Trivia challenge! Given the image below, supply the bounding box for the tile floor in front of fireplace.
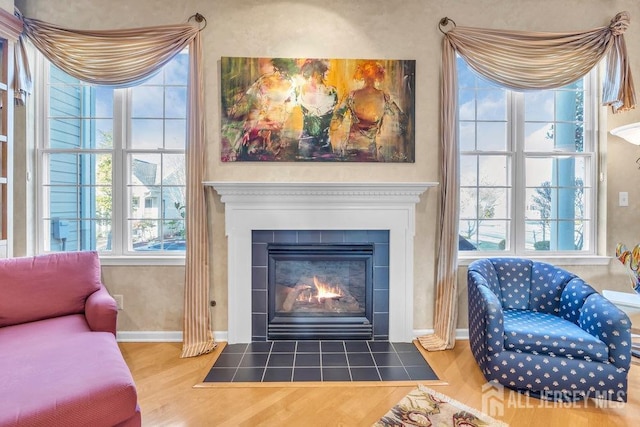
[203,341,438,383]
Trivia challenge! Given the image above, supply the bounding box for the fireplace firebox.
[251,229,390,342]
[267,243,374,340]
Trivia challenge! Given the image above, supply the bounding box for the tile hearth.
[203,341,438,383]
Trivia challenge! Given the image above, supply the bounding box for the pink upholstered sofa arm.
[85,284,118,335]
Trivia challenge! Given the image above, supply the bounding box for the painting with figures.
[220,57,415,162]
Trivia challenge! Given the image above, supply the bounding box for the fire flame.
[313,276,342,300]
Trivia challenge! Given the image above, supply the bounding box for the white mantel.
[206,181,438,343]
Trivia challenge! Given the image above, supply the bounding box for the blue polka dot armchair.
[467,258,631,402]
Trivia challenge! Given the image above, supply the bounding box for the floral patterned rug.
[374,384,508,427]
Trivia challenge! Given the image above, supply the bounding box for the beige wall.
[13,0,640,335]
[0,1,12,13]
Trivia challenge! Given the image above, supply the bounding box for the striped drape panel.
[418,38,459,351]
[19,15,215,357]
[419,11,635,352]
[180,32,215,358]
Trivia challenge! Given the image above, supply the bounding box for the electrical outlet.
[113,294,124,310]
[619,191,629,207]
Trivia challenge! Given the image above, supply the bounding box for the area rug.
[374,384,508,427]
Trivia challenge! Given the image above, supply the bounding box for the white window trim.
[99,255,186,266]
[34,52,187,265]
[458,67,603,263]
[458,254,611,266]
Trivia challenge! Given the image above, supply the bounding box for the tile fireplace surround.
[206,182,437,344]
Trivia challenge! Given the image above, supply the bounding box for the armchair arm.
[478,285,505,354]
[578,293,631,370]
[468,270,505,355]
[85,284,118,335]
[559,277,597,324]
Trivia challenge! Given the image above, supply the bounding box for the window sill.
[457,254,612,267]
[98,255,186,266]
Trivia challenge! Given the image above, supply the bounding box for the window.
[38,50,188,256]
[457,57,596,255]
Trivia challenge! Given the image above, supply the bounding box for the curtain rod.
[438,17,456,34]
[188,13,207,31]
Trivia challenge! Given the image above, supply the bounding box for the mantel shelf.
[204,181,438,205]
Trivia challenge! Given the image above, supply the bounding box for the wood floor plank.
[119,341,640,426]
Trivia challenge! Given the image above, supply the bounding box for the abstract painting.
[220,57,415,162]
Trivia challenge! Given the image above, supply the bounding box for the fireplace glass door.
[267,243,374,340]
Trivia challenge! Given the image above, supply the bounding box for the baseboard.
[116,330,469,343]
[116,331,183,342]
[412,329,469,341]
[456,329,469,340]
[214,331,228,342]
[116,330,229,343]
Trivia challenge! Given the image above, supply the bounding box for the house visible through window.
[38,50,188,255]
[457,57,596,254]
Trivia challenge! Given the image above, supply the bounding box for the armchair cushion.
[503,309,609,363]
[0,315,138,426]
[529,264,576,314]
[0,251,102,327]
[493,258,533,309]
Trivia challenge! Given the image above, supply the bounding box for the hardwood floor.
[119,340,640,426]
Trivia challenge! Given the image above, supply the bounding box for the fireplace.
[267,243,374,340]
[252,230,390,341]
[207,181,437,344]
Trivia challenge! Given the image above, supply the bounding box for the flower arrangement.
[615,243,640,294]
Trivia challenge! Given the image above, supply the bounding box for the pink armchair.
[0,251,140,427]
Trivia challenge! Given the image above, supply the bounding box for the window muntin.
[458,57,595,254]
[39,51,188,256]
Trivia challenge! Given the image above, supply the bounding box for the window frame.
[34,52,187,265]
[457,61,606,265]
